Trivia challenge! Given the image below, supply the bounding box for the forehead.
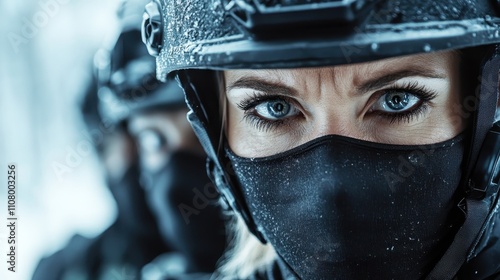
[224,51,458,85]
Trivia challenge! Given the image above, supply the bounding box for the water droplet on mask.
[423,44,432,52]
[472,32,477,38]
[371,43,379,52]
[408,154,419,164]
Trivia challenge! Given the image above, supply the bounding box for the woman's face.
[225,51,465,158]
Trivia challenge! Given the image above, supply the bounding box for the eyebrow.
[226,77,298,97]
[226,68,447,97]
[357,69,446,94]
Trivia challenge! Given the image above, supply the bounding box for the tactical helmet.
[96,27,185,126]
[143,0,500,78]
[142,1,500,278]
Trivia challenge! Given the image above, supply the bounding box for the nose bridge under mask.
[227,134,465,279]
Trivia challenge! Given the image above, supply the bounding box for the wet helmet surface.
[96,27,185,125]
[142,0,500,81]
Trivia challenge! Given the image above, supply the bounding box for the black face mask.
[107,163,159,236]
[227,134,466,280]
[141,151,227,272]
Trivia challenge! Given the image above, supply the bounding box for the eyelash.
[236,82,438,132]
[237,92,292,132]
[375,81,437,124]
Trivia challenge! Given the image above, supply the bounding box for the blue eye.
[254,99,300,120]
[374,91,421,113]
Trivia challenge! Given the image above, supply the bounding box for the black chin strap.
[426,52,500,280]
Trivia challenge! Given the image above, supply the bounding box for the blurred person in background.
[31,44,169,280]
[32,26,227,280]
[106,27,228,279]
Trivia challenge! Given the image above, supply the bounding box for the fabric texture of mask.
[141,151,227,273]
[227,134,466,280]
